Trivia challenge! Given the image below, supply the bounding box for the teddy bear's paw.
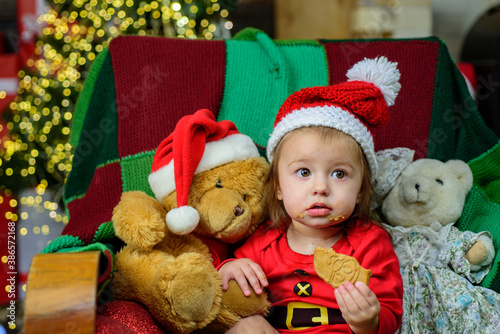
[132,217,166,250]
[222,280,270,318]
[466,241,488,265]
[153,253,222,330]
[200,280,270,333]
[113,191,166,250]
[115,215,165,251]
[466,235,495,270]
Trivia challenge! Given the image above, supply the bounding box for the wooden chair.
[23,28,500,333]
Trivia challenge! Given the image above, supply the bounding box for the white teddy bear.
[381,158,500,334]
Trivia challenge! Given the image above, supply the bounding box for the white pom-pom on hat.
[166,206,200,235]
[346,56,401,106]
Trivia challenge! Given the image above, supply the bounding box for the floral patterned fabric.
[384,222,500,333]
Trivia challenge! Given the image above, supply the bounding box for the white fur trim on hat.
[166,206,200,235]
[266,105,377,180]
[148,133,260,202]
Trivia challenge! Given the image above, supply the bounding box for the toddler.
[220,57,404,334]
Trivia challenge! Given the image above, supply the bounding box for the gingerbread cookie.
[314,247,371,288]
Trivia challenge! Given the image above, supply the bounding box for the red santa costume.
[233,220,403,333]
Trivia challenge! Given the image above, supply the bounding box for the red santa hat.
[266,56,401,181]
[148,109,260,235]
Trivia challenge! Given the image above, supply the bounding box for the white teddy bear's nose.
[401,176,438,207]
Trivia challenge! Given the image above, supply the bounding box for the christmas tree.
[0,0,236,224]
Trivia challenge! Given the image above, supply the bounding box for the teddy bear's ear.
[445,160,473,193]
[373,147,415,200]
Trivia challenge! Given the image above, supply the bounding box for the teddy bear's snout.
[401,183,420,203]
[401,176,438,206]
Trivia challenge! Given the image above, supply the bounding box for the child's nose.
[313,177,330,196]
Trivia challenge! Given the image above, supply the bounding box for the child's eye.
[296,168,311,177]
[332,170,346,179]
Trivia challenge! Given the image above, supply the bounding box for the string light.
[0,0,234,242]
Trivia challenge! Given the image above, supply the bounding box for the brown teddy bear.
[111,109,270,333]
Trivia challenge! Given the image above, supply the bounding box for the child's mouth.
[293,203,346,223]
[305,203,332,216]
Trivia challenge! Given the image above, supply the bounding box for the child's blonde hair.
[266,126,378,231]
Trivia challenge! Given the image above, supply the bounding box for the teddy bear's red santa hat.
[148,109,260,235]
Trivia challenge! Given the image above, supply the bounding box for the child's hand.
[219,259,268,296]
[334,281,380,334]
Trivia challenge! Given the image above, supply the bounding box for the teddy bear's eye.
[242,194,247,201]
[216,180,223,188]
[436,179,443,185]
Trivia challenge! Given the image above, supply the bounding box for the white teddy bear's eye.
[436,179,443,185]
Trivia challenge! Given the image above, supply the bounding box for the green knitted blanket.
[44,28,500,292]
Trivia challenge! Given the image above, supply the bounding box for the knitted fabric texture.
[217,30,329,149]
[47,30,500,294]
[322,39,435,158]
[64,50,118,203]
[456,186,500,292]
[468,141,500,204]
[63,162,123,243]
[111,36,227,158]
[70,48,110,148]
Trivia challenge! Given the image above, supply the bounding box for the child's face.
[276,129,364,229]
